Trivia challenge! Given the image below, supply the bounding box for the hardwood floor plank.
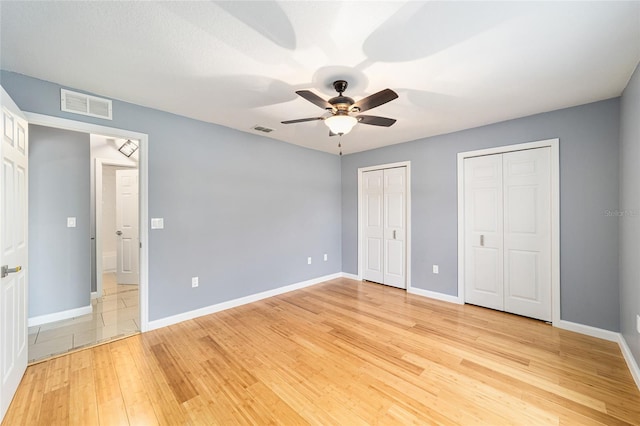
[93,343,129,425]
[39,385,70,425]
[68,350,99,425]
[2,361,48,425]
[3,278,639,425]
[110,340,159,425]
[150,342,198,404]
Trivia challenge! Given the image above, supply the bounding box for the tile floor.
[28,273,139,363]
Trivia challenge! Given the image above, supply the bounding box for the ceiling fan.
[281,80,398,138]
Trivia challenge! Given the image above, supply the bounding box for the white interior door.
[362,170,384,284]
[464,148,551,321]
[464,154,504,310]
[503,148,551,321]
[0,87,28,422]
[383,167,406,289]
[115,169,139,285]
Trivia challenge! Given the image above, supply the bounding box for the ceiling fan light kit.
[324,114,358,135]
[281,79,398,154]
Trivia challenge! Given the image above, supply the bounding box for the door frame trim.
[357,161,411,289]
[24,112,150,332]
[457,138,560,325]
[94,157,137,299]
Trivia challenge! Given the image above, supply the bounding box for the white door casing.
[463,147,552,322]
[0,87,28,422]
[116,169,139,285]
[464,154,504,311]
[360,165,407,289]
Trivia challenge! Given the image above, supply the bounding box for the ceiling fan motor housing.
[329,80,357,112]
[328,95,355,112]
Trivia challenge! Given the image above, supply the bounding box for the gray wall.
[620,63,640,366]
[28,124,91,317]
[342,99,621,332]
[1,71,342,322]
[3,69,625,332]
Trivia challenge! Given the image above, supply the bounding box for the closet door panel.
[383,167,406,288]
[363,170,384,283]
[464,155,504,310]
[503,148,551,321]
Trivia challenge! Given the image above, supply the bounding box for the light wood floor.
[3,278,640,425]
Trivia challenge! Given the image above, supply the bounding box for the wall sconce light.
[118,139,138,157]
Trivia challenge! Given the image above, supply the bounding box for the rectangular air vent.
[61,89,112,120]
[253,125,275,133]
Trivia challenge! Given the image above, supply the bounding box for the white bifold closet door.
[362,167,407,289]
[464,148,551,321]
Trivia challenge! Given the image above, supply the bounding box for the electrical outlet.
[67,217,76,228]
[324,254,328,261]
[191,277,199,288]
[637,315,640,334]
[307,257,312,265]
[433,265,439,274]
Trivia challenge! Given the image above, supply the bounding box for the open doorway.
[91,135,140,348]
[27,129,144,362]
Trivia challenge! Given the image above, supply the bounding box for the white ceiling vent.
[61,89,112,120]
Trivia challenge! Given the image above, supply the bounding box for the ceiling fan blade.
[357,115,397,127]
[281,117,324,124]
[295,90,332,110]
[353,89,398,113]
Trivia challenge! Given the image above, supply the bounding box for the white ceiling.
[1,1,639,155]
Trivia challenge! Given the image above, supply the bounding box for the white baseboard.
[618,334,640,391]
[340,272,360,280]
[147,272,343,331]
[28,304,93,327]
[407,286,463,305]
[555,320,619,342]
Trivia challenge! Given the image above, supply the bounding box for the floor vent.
[61,89,112,120]
[253,125,275,133]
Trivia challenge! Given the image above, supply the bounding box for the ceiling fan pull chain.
[338,139,342,156]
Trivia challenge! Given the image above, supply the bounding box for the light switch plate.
[151,218,164,229]
[307,257,312,265]
[192,277,199,288]
[433,265,439,274]
[637,315,640,334]
[67,217,76,228]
